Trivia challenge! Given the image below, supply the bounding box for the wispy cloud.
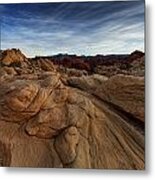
[0,1,144,57]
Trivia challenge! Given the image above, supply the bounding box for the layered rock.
[0,71,144,169]
[68,74,144,123]
[30,58,56,72]
[0,49,26,66]
[0,48,145,169]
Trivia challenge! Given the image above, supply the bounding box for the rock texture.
[0,72,144,169]
[34,50,144,76]
[67,74,144,122]
[0,49,26,66]
[0,49,145,169]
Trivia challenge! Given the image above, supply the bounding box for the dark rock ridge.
[32,50,144,74]
[0,49,145,169]
[0,48,145,77]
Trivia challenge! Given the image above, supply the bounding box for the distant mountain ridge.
[0,48,145,76]
[0,48,144,63]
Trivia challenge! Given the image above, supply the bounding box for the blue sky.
[0,1,144,57]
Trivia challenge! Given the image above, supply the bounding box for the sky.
[0,1,145,57]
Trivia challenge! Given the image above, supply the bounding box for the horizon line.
[1,48,145,59]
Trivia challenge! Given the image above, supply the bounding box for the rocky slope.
[0,49,26,66]
[0,49,145,169]
[67,74,144,123]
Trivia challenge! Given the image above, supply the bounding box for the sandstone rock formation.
[0,49,145,169]
[0,71,144,169]
[30,58,56,72]
[58,66,88,77]
[67,74,144,123]
[0,49,26,66]
[30,50,144,76]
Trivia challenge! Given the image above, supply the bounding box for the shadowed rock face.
[0,141,11,167]
[0,71,144,169]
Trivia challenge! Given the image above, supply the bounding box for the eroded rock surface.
[0,48,145,169]
[0,71,144,169]
[0,49,27,66]
[68,74,144,122]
